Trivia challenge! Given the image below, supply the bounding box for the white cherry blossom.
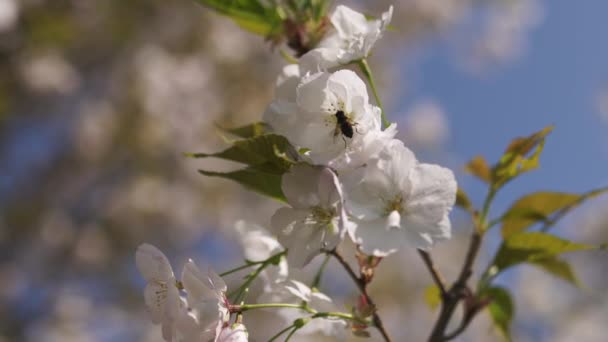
[259,280,347,337]
[300,5,393,71]
[271,164,350,268]
[135,243,182,341]
[181,260,230,342]
[265,67,385,167]
[263,64,301,138]
[234,220,288,287]
[342,139,457,256]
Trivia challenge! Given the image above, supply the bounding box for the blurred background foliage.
[0,0,607,341]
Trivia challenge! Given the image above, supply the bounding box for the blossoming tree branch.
[134,1,608,341]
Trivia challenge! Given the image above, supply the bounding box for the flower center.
[384,194,404,216]
[310,206,336,227]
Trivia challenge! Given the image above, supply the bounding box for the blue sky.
[395,0,608,215]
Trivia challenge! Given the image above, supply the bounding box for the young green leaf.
[423,284,441,311]
[529,257,581,287]
[199,168,286,202]
[482,287,514,341]
[456,187,474,214]
[216,122,267,139]
[492,232,595,271]
[492,126,554,188]
[194,0,283,36]
[500,188,608,238]
[186,134,298,174]
[502,187,608,238]
[465,155,492,184]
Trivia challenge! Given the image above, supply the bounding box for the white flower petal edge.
[217,323,249,342]
[135,244,182,340]
[181,259,229,340]
[342,140,457,256]
[234,220,288,288]
[270,165,350,268]
[300,5,394,72]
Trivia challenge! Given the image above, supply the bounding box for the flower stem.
[311,253,331,289]
[328,249,392,342]
[237,303,316,313]
[219,262,259,277]
[268,324,296,342]
[283,326,299,342]
[229,251,286,303]
[358,58,389,128]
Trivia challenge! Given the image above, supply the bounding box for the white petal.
[143,283,166,324]
[296,72,331,115]
[136,243,174,282]
[283,221,325,268]
[284,280,312,301]
[317,167,340,208]
[350,218,406,256]
[300,47,342,72]
[182,260,226,302]
[400,216,439,250]
[330,5,369,38]
[175,310,202,342]
[270,207,309,237]
[281,164,322,208]
[235,220,283,261]
[406,163,457,224]
[275,64,300,101]
[217,323,248,342]
[327,70,369,110]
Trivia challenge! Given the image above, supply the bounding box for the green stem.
[358,59,389,128]
[479,187,497,229]
[220,262,259,277]
[239,303,316,314]
[228,251,286,302]
[311,254,331,289]
[284,327,299,342]
[268,325,296,342]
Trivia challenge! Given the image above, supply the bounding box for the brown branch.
[417,249,447,297]
[428,232,482,342]
[328,249,392,342]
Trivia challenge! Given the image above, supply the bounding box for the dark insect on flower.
[334,110,355,139]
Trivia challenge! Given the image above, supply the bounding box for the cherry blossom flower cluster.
[265,5,457,259]
[136,4,457,341]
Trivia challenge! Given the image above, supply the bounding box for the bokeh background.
[1,0,607,341]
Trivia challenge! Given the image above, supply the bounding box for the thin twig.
[428,232,483,342]
[328,249,392,342]
[417,250,447,297]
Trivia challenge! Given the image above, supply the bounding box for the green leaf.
[456,187,474,214]
[194,0,282,36]
[199,168,286,202]
[217,122,267,139]
[530,257,581,287]
[465,155,492,184]
[493,232,595,271]
[501,188,608,238]
[423,284,441,311]
[186,134,298,174]
[492,126,554,188]
[483,287,514,341]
